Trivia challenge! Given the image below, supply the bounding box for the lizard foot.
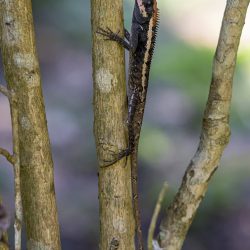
[101,148,130,168]
[96,27,120,41]
[96,27,131,51]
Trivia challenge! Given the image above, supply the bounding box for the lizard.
[97,1,159,249]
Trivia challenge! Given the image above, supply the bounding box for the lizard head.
[136,0,157,19]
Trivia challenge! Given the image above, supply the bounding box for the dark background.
[1,1,250,249]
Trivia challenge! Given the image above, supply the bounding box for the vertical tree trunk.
[0,1,61,249]
[91,0,135,249]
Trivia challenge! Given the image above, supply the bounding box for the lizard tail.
[131,148,144,250]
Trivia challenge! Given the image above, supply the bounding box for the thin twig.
[0,84,22,248]
[148,182,168,250]
[9,93,22,250]
[0,85,10,98]
[0,148,15,165]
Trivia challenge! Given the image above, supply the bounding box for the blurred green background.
[1,0,250,249]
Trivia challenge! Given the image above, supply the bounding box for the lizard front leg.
[97,27,131,51]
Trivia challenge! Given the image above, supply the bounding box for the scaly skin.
[97,1,158,249]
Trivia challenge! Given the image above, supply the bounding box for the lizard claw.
[96,27,131,51]
[101,148,130,168]
[96,27,121,41]
[96,27,114,40]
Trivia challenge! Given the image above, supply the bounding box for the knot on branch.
[109,237,119,250]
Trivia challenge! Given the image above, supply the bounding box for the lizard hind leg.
[101,148,131,168]
[96,27,131,51]
[124,28,131,42]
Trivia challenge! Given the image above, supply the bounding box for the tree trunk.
[91,0,135,249]
[0,1,61,249]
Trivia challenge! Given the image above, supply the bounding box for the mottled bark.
[0,1,61,249]
[158,1,250,249]
[91,0,135,249]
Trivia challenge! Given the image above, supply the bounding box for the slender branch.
[158,1,250,249]
[0,90,23,249]
[9,94,22,250]
[0,85,10,98]
[0,87,22,249]
[0,148,14,165]
[148,182,168,250]
[0,89,21,248]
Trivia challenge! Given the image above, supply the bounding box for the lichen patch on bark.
[20,116,31,130]
[27,239,53,250]
[2,15,21,45]
[113,216,127,233]
[13,53,37,69]
[96,68,117,93]
[181,203,199,223]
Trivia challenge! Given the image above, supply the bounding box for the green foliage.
[153,41,213,104]
[140,126,169,164]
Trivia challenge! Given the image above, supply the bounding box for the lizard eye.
[144,0,153,13]
[143,0,153,7]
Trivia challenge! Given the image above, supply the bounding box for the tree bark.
[158,1,250,249]
[0,1,61,249]
[91,0,135,249]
